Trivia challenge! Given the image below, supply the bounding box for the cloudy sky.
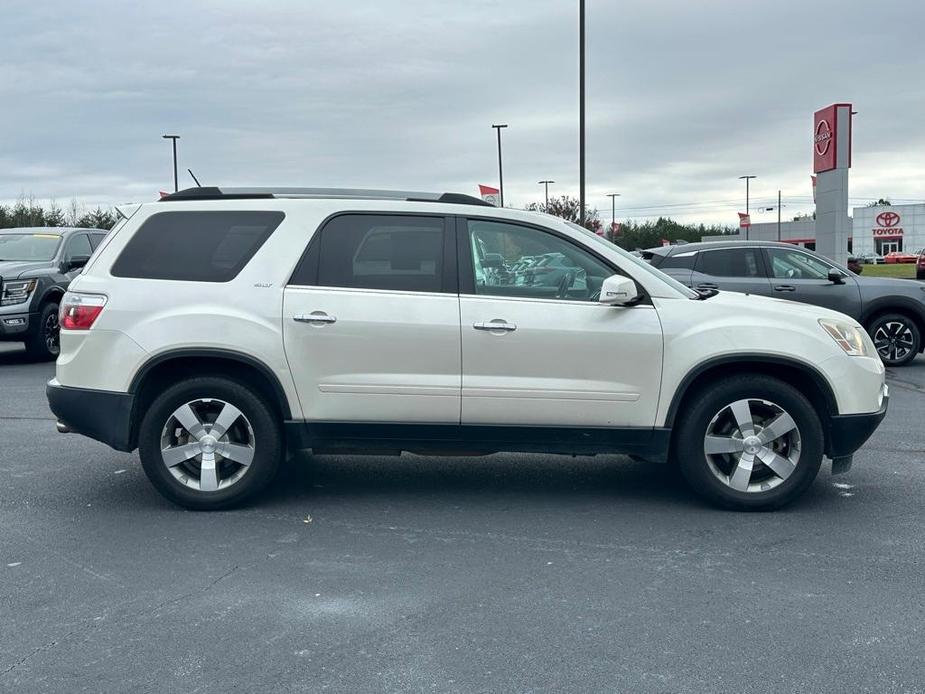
[2,0,924,225]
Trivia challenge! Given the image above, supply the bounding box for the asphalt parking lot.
[1,344,924,694]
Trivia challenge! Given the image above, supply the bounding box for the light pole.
[163,134,181,193]
[738,174,756,240]
[578,0,586,226]
[777,189,782,241]
[606,193,620,236]
[492,124,508,207]
[538,180,555,210]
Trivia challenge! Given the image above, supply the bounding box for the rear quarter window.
[110,211,284,282]
[657,252,697,270]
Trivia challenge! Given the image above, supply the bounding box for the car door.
[652,249,697,286]
[690,246,773,295]
[62,233,93,279]
[762,246,863,316]
[458,218,662,429]
[283,213,461,423]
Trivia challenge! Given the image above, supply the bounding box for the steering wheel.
[557,272,575,299]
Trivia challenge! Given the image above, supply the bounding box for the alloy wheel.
[873,321,915,363]
[160,398,255,492]
[703,398,802,493]
[44,312,60,356]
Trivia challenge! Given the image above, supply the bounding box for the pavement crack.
[143,564,241,617]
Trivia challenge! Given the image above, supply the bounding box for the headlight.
[0,279,37,306]
[819,318,876,357]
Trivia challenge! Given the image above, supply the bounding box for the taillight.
[60,292,107,330]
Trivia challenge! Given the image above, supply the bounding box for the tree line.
[0,197,119,230]
[525,195,735,250]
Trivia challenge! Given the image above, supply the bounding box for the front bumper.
[0,311,35,339]
[46,379,135,452]
[825,388,889,467]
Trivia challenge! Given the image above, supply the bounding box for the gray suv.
[0,227,108,360]
[644,240,925,367]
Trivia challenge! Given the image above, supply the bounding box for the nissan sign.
[813,105,838,173]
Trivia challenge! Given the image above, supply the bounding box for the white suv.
[47,187,889,511]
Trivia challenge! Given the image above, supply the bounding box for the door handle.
[473,320,517,332]
[696,282,718,289]
[294,312,337,324]
[773,285,796,292]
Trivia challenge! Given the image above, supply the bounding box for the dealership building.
[711,204,925,256]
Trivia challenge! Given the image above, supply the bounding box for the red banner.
[738,213,751,228]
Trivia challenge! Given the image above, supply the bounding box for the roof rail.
[159,186,493,207]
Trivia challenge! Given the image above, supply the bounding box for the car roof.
[0,227,107,234]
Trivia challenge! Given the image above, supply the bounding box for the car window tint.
[697,248,763,278]
[111,211,283,282]
[467,220,613,301]
[659,252,697,270]
[88,233,107,250]
[316,214,446,293]
[766,248,832,280]
[67,234,93,259]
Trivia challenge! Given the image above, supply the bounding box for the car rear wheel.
[867,314,920,367]
[24,302,60,361]
[675,375,824,510]
[138,376,283,510]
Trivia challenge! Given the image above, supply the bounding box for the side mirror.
[65,255,91,272]
[599,274,640,306]
[827,268,846,284]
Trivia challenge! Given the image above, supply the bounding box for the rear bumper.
[826,392,889,459]
[46,379,135,452]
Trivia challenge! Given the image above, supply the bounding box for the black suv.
[644,240,925,367]
[0,227,108,360]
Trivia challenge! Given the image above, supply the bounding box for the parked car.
[847,256,863,275]
[48,187,887,512]
[917,250,925,281]
[884,251,918,264]
[643,240,925,366]
[0,227,108,360]
[858,252,885,265]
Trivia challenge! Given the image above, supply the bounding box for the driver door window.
[466,220,613,302]
[766,248,831,280]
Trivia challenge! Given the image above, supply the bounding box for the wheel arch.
[128,349,292,448]
[665,354,839,450]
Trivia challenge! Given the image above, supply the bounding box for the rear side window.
[658,251,697,270]
[697,248,764,278]
[307,214,447,292]
[111,211,284,282]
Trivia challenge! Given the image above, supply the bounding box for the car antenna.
[188,169,202,187]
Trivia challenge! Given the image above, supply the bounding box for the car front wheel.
[675,375,824,510]
[868,314,920,367]
[138,376,283,510]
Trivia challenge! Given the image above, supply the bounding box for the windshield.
[562,221,698,298]
[0,233,62,261]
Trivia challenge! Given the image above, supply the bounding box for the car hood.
[0,260,54,280]
[855,275,925,294]
[705,289,858,324]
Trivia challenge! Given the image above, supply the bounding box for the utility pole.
[578,0,586,226]
[538,180,555,210]
[492,124,508,207]
[162,134,181,193]
[606,193,620,236]
[777,189,782,241]
[739,175,757,240]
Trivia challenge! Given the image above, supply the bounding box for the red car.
[884,251,918,264]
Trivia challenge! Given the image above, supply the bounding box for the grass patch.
[857,263,918,279]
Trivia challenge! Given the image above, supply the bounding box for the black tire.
[867,313,921,367]
[24,302,60,362]
[675,375,824,511]
[138,376,283,510]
